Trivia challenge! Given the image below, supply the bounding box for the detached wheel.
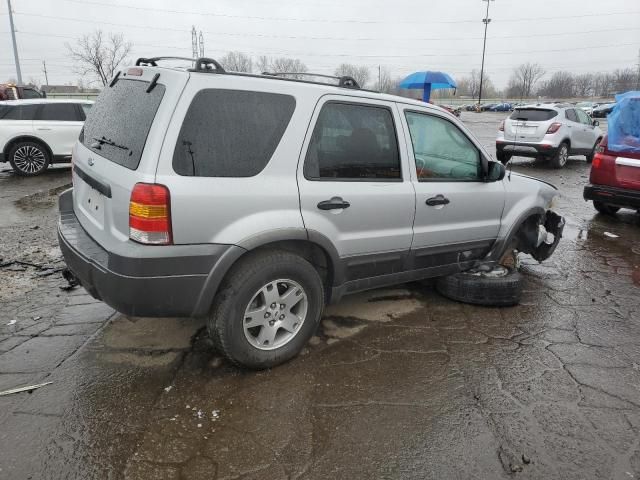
[593,201,620,215]
[550,142,569,169]
[208,250,324,369]
[9,141,50,176]
[436,266,522,307]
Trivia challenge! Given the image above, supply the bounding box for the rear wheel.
[208,250,324,369]
[9,141,50,176]
[593,201,620,216]
[585,138,601,163]
[550,142,569,169]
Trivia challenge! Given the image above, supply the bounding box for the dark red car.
[584,134,640,214]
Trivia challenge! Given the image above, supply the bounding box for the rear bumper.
[496,141,558,158]
[584,184,640,210]
[57,189,244,317]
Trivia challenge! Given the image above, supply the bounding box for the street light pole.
[477,0,494,109]
[6,0,23,84]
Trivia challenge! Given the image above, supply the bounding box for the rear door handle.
[317,197,350,210]
[36,127,52,131]
[426,195,450,206]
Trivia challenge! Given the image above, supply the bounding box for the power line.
[12,11,640,42]
[48,0,640,25]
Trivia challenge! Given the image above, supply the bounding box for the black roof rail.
[262,72,360,89]
[188,57,226,73]
[135,57,194,66]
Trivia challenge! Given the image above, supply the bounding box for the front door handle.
[317,197,351,210]
[426,195,450,206]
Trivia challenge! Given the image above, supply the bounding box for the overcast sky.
[1,0,639,88]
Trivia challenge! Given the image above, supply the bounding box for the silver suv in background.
[58,57,564,369]
[496,104,603,168]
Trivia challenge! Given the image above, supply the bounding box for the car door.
[297,96,415,283]
[399,107,505,269]
[575,108,598,151]
[33,103,84,157]
[564,109,587,150]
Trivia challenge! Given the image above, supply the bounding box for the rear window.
[81,79,165,170]
[172,89,295,177]
[0,104,39,120]
[510,109,557,122]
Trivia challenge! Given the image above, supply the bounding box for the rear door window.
[38,103,81,121]
[81,79,165,170]
[510,109,557,122]
[565,109,578,122]
[303,102,401,181]
[173,89,295,177]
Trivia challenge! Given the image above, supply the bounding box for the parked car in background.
[489,103,513,112]
[481,103,498,111]
[496,103,603,168]
[0,83,45,101]
[437,104,461,117]
[58,57,564,369]
[592,102,616,118]
[0,99,93,176]
[576,101,599,116]
[584,135,640,214]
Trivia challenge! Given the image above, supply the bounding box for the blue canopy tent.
[399,71,457,102]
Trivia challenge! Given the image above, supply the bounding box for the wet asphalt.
[1,112,639,480]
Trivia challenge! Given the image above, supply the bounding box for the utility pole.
[42,61,49,86]
[477,0,494,110]
[199,31,204,57]
[191,26,198,60]
[378,65,381,90]
[6,0,23,84]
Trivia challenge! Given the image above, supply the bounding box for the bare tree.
[508,63,545,98]
[27,77,41,88]
[257,56,307,79]
[537,71,574,98]
[375,66,393,93]
[334,64,370,88]
[612,68,637,92]
[464,69,496,99]
[220,51,253,73]
[66,30,132,86]
[573,73,594,97]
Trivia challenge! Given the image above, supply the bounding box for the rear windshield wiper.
[91,136,129,151]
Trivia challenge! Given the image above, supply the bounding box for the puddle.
[14,183,71,210]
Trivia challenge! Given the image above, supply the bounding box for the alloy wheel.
[13,145,46,174]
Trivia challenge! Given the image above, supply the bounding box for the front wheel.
[550,142,569,169]
[208,250,324,369]
[593,201,620,216]
[9,141,50,176]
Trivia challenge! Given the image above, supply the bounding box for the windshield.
[510,109,557,121]
[81,79,165,170]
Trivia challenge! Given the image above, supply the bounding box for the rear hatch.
[72,67,188,249]
[504,108,557,142]
[590,136,640,190]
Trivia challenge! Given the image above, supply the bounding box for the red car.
[584,134,640,214]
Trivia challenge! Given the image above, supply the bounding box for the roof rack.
[135,57,194,66]
[262,72,360,89]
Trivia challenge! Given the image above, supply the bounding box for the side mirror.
[592,120,599,126]
[486,161,506,182]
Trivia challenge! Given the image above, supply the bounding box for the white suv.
[496,103,603,168]
[0,99,93,176]
[58,57,565,369]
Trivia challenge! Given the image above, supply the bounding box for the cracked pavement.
[1,113,639,479]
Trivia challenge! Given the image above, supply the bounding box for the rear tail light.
[592,155,602,169]
[546,123,562,134]
[499,120,504,132]
[129,183,172,245]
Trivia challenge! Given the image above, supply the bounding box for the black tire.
[550,142,569,169]
[593,201,620,216]
[585,138,601,163]
[9,141,50,176]
[435,267,522,307]
[208,250,324,369]
[496,151,511,165]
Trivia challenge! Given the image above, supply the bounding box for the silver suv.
[58,57,564,369]
[496,103,603,168]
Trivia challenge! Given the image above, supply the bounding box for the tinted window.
[173,90,295,177]
[405,112,481,181]
[565,109,578,122]
[82,79,165,170]
[80,103,92,117]
[510,109,557,121]
[0,104,39,120]
[304,102,400,181]
[21,88,42,99]
[39,103,79,121]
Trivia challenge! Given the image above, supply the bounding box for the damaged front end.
[513,210,565,262]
